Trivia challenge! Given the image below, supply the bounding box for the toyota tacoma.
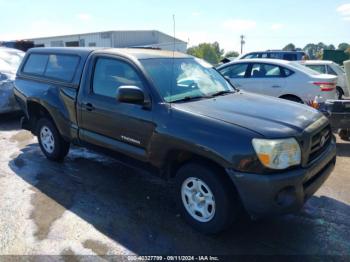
[14,48,336,234]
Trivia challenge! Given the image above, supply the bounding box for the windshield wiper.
[171,95,210,103]
[211,90,235,97]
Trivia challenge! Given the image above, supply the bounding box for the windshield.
[140,58,234,102]
[290,62,321,75]
[0,49,25,71]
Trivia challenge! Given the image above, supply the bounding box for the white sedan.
[300,60,349,99]
[0,48,24,114]
[217,59,338,104]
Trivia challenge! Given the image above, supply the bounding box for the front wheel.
[175,162,241,234]
[37,118,70,161]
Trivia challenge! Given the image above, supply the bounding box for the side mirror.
[116,86,145,105]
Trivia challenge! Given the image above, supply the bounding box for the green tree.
[212,41,224,58]
[338,43,350,51]
[346,47,350,58]
[187,42,224,64]
[282,43,296,51]
[328,44,336,50]
[225,50,239,58]
[303,42,334,59]
[303,43,318,59]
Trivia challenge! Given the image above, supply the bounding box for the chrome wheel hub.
[181,177,216,223]
[40,126,55,154]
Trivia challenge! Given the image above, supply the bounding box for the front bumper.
[226,138,336,218]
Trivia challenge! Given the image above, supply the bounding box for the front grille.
[308,125,331,163]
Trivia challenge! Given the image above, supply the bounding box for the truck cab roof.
[27,47,191,60]
[18,47,194,88]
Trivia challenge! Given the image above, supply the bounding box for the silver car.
[0,48,24,113]
[301,60,350,99]
[217,59,337,104]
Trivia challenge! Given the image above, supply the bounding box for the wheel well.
[336,86,344,94]
[164,150,242,210]
[279,94,303,103]
[27,102,54,134]
[164,150,227,180]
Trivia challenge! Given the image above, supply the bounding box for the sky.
[0,0,350,54]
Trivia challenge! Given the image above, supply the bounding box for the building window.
[50,40,64,47]
[65,41,79,47]
[100,32,111,39]
[88,42,96,47]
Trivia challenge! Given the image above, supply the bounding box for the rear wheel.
[336,87,343,100]
[37,118,70,161]
[175,162,241,234]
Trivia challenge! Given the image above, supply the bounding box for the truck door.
[78,56,155,161]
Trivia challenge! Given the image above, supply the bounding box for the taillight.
[312,82,336,91]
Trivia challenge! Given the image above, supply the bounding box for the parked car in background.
[238,50,306,61]
[0,40,35,52]
[217,59,338,104]
[300,60,349,99]
[14,48,336,234]
[0,47,24,113]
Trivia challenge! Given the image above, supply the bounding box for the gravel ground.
[0,114,349,258]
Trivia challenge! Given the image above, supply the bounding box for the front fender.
[149,107,263,172]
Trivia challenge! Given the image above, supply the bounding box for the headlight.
[252,138,301,170]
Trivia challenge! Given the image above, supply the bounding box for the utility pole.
[240,35,245,54]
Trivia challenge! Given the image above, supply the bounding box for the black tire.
[336,87,343,100]
[339,129,350,141]
[36,117,70,162]
[175,162,241,234]
[280,95,303,104]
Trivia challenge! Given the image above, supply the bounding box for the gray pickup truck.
[14,47,336,234]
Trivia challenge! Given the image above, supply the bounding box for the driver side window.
[219,63,249,79]
[93,58,143,98]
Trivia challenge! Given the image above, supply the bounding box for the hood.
[173,92,324,138]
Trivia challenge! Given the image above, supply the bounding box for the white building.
[27,30,187,53]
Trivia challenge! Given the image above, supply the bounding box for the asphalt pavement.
[0,114,349,257]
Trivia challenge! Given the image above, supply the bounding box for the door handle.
[272,85,281,88]
[84,103,95,111]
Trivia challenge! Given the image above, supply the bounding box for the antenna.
[173,14,176,53]
[170,14,176,108]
